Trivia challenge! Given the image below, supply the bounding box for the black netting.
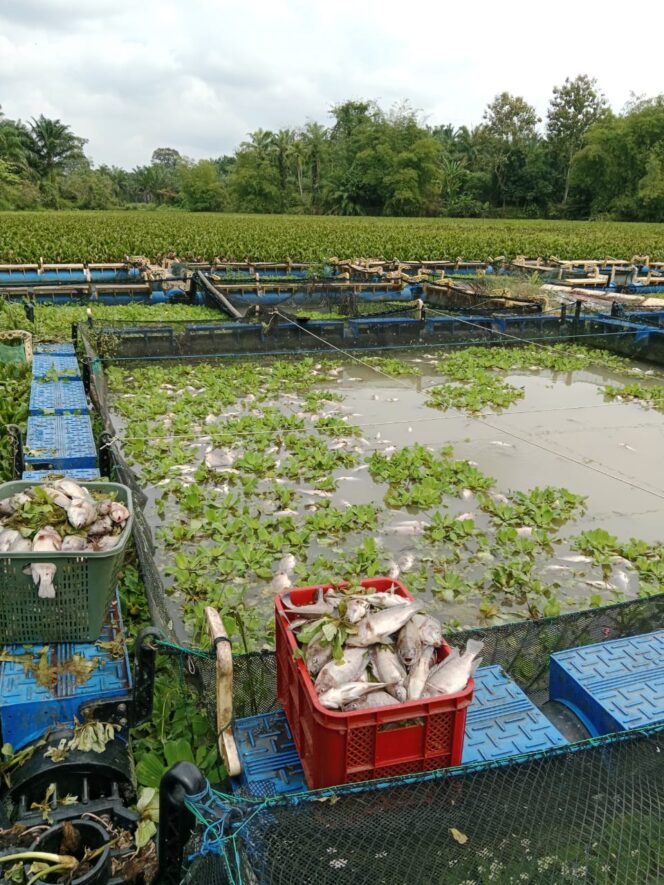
[174,594,663,885]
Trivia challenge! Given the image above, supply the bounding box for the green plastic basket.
[0,480,133,643]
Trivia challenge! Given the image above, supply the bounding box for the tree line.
[1,76,663,220]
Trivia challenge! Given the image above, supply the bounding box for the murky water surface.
[111,352,664,637]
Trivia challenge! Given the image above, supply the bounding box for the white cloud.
[0,0,660,167]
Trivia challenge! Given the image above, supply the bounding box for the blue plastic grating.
[32,353,81,380]
[463,666,568,763]
[549,630,664,736]
[24,416,97,469]
[34,343,76,356]
[21,468,102,481]
[29,379,89,415]
[0,593,131,751]
[231,711,308,797]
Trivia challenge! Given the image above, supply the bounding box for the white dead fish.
[344,690,398,710]
[305,636,333,676]
[387,560,400,580]
[516,526,533,538]
[282,587,334,617]
[492,493,510,504]
[0,498,17,516]
[460,489,474,500]
[406,645,435,700]
[543,565,572,574]
[40,486,72,509]
[9,536,32,553]
[396,617,422,667]
[205,448,236,469]
[424,639,483,697]
[61,535,88,551]
[611,569,632,594]
[277,553,296,575]
[316,648,369,693]
[88,516,113,537]
[347,602,422,647]
[456,512,475,522]
[345,598,370,624]
[337,476,361,482]
[561,555,593,564]
[53,479,90,500]
[412,613,443,647]
[397,553,415,573]
[109,502,130,525]
[319,681,390,710]
[490,440,514,448]
[0,528,21,552]
[386,520,429,535]
[274,509,298,518]
[618,443,636,452]
[372,646,407,701]
[271,571,292,593]
[24,526,61,598]
[92,534,120,551]
[67,497,98,530]
[585,580,615,591]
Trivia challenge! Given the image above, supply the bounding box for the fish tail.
[465,638,484,658]
[469,656,483,676]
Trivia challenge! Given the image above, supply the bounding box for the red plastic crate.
[275,577,474,789]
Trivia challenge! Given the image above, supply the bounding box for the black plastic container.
[29,819,110,885]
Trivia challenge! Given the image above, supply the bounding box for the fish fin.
[469,656,483,676]
[464,638,484,658]
[38,576,56,599]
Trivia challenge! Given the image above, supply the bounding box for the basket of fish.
[0,478,133,643]
[275,577,482,789]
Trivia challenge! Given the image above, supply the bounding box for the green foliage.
[0,361,31,482]
[2,212,664,263]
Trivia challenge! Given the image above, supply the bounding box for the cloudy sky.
[0,0,661,169]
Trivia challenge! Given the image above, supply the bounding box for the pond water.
[109,350,664,644]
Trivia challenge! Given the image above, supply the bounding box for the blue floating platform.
[0,594,131,751]
[32,354,81,380]
[21,468,102,481]
[549,630,664,736]
[231,711,308,797]
[463,666,568,763]
[34,343,76,356]
[24,415,97,470]
[29,379,88,415]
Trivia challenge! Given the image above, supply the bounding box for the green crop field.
[1,211,663,263]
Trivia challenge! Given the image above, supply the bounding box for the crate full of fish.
[0,478,133,643]
[275,577,482,789]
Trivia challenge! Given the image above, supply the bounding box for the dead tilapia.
[315,648,368,693]
[346,602,422,647]
[305,635,333,676]
[0,528,20,552]
[372,645,407,701]
[424,639,483,697]
[412,614,443,648]
[282,588,334,617]
[67,497,97,530]
[24,526,61,598]
[319,681,390,710]
[61,535,88,552]
[406,645,435,700]
[345,690,398,710]
[397,617,422,666]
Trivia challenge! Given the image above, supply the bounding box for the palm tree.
[26,116,86,182]
[303,122,327,211]
[0,107,30,173]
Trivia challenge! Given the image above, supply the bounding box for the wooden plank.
[205,606,241,777]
